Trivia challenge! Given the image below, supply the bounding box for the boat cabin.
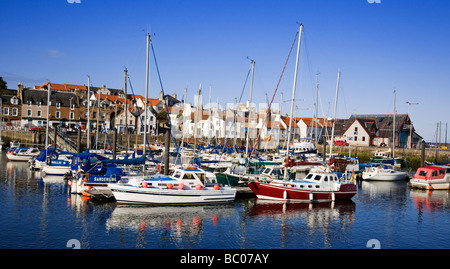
[271,171,343,191]
[414,166,450,180]
[135,168,208,190]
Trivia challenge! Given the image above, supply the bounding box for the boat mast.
[314,72,319,148]
[283,23,303,180]
[124,67,129,154]
[143,33,150,158]
[194,85,201,159]
[87,77,90,150]
[45,83,51,150]
[245,58,255,157]
[393,89,396,159]
[329,70,340,158]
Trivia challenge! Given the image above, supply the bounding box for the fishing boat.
[108,167,236,205]
[410,165,450,190]
[6,147,40,161]
[247,168,357,202]
[361,165,408,181]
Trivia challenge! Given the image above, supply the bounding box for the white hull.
[42,165,71,175]
[410,178,450,190]
[362,168,408,181]
[6,153,35,161]
[109,184,236,205]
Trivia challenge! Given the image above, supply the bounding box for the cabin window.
[440,169,445,175]
[314,175,321,181]
[315,185,320,188]
[419,170,427,177]
[308,185,312,188]
[305,174,313,180]
[432,171,438,177]
[173,171,182,179]
[324,176,328,182]
[195,173,205,183]
[446,168,450,173]
[182,173,195,180]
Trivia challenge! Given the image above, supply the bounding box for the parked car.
[334,140,349,146]
[29,126,48,132]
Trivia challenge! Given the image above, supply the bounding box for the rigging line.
[221,67,251,153]
[150,42,179,151]
[127,75,156,164]
[247,29,300,166]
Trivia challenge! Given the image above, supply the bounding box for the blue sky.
[1,0,450,141]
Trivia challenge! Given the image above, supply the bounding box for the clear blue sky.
[1,0,450,142]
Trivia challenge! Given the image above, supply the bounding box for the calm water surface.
[1,152,449,249]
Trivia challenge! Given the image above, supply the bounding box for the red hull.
[247,181,357,202]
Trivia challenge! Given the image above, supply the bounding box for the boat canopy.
[414,166,449,180]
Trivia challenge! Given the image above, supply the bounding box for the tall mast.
[284,23,303,180]
[124,68,129,153]
[393,90,396,158]
[314,72,319,148]
[194,85,201,158]
[143,33,150,157]
[245,59,255,157]
[45,83,51,150]
[329,70,340,157]
[87,76,90,150]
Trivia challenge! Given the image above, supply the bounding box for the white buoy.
[309,192,314,201]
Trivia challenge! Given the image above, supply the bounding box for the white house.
[136,107,157,135]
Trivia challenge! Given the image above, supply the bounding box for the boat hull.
[6,153,34,161]
[42,166,71,175]
[216,173,250,186]
[410,178,450,190]
[362,171,408,181]
[247,181,356,202]
[109,184,237,205]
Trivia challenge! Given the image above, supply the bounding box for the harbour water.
[1,152,449,250]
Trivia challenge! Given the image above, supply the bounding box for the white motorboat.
[410,165,450,190]
[108,167,236,205]
[362,165,408,181]
[6,147,40,161]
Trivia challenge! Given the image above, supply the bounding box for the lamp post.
[406,101,419,149]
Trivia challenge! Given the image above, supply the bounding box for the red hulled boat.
[247,168,357,202]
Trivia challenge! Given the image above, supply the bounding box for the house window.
[56,103,61,109]
[70,112,74,120]
[362,136,366,142]
[11,97,18,105]
[71,103,75,110]
[12,108,18,116]
[37,102,41,108]
[37,111,42,117]
[355,127,358,132]
[56,111,60,118]
[27,101,32,107]
[27,109,32,116]
[354,136,358,141]
[3,107,9,116]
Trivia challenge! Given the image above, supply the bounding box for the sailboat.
[362,91,408,181]
[247,25,356,202]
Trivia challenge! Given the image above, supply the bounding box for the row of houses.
[1,82,422,149]
[1,82,176,135]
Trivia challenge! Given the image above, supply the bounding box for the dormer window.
[11,97,18,105]
[56,103,61,109]
[37,102,41,108]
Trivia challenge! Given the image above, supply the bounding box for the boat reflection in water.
[410,188,450,214]
[105,204,237,248]
[246,199,356,248]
